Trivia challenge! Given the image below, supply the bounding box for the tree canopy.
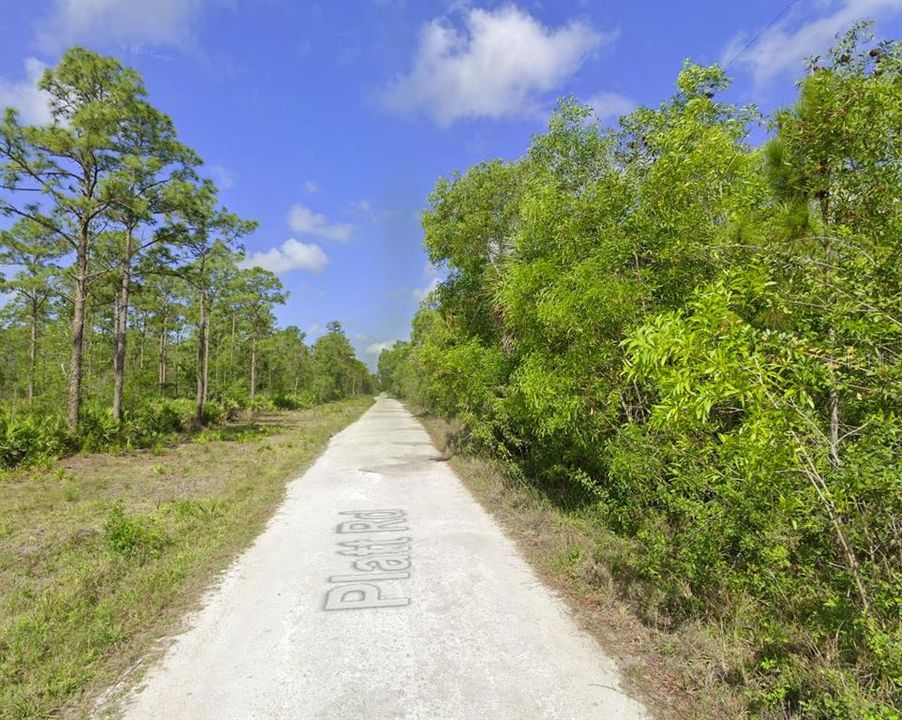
[0,48,373,464]
[381,25,901,719]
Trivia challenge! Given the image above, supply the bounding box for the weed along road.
[117,396,649,720]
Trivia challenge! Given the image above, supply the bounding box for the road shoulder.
[0,397,374,719]
[415,410,743,720]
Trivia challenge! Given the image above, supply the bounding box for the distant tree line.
[380,26,900,719]
[0,48,372,467]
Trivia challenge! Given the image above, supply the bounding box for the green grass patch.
[0,397,373,719]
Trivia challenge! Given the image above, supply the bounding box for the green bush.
[77,405,120,452]
[386,29,902,718]
[0,396,247,470]
[0,413,42,467]
[249,395,276,412]
[121,399,186,446]
[0,412,75,468]
[104,503,168,559]
[200,400,225,425]
[207,389,244,420]
[272,392,315,410]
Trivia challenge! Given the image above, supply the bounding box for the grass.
[417,411,753,720]
[0,396,373,720]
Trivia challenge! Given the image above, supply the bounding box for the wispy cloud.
[586,91,635,123]
[304,180,318,194]
[365,340,398,356]
[209,164,237,191]
[0,58,52,125]
[241,238,328,274]
[722,0,902,87]
[288,203,353,242]
[412,278,439,301]
[412,262,441,301]
[380,5,613,126]
[350,199,378,222]
[36,0,208,53]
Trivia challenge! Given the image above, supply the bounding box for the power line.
[724,0,799,69]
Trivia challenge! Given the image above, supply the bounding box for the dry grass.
[0,397,373,720]
[417,412,752,720]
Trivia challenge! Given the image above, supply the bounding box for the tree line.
[0,48,372,467]
[380,26,900,719]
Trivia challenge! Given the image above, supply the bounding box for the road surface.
[116,396,650,720]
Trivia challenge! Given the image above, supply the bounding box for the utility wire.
[724,0,799,69]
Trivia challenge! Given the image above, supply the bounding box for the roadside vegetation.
[0,47,378,719]
[0,48,374,470]
[0,396,373,719]
[380,25,901,719]
[419,413,739,718]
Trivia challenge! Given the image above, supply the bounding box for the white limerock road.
[116,396,650,720]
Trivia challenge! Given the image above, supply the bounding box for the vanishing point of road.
[116,396,650,720]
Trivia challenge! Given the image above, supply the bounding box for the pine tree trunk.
[67,225,89,429]
[215,330,221,388]
[112,227,133,422]
[203,313,210,403]
[194,291,207,427]
[27,296,37,405]
[138,312,147,371]
[158,312,168,393]
[249,335,257,407]
[230,313,236,383]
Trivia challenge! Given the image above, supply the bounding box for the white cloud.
[350,199,378,222]
[586,91,635,123]
[722,0,902,87]
[380,5,611,126]
[0,58,52,125]
[241,238,328,274]
[304,180,318,194]
[412,262,442,300]
[412,277,440,301]
[365,340,398,356]
[209,165,237,190]
[36,0,206,53]
[288,203,354,242]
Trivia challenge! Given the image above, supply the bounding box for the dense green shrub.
[104,503,168,559]
[0,398,226,469]
[125,399,186,440]
[0,378,369,469]
[248,395,276,412]
[272,392,316,410]
[77,405,125,452]
[0,412,74,468]
[382,27,901,718]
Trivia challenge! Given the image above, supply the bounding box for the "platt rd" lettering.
[323,509,411,611]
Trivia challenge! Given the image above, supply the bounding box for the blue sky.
[1,0,900,367]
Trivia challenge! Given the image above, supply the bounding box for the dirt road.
[117,396,649,719]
